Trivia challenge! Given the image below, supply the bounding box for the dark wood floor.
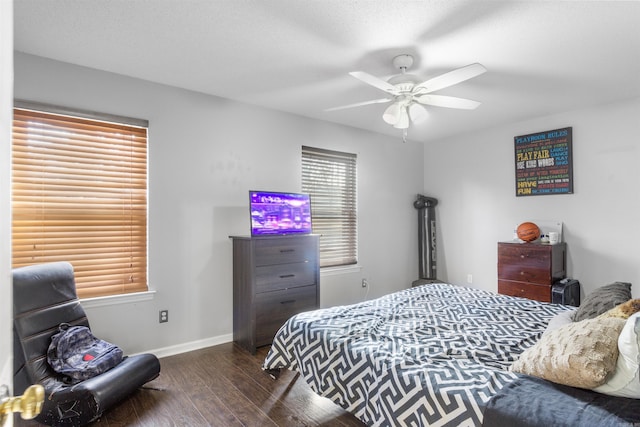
[16,342,365,426]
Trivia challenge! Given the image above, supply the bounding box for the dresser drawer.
[497,263,551,284]
[254,237,316,266]
[498,280,551,302]
[255,261,316,293]
[255,285,318,346]
[498,245,551,268]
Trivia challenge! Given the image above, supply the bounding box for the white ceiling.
[13,0,640,143]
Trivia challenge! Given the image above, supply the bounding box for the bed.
[262,282,640,427]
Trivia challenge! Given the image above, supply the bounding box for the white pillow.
[594,312,640,398]
[543,309,576,335]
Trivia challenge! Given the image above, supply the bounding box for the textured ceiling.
[13,0,640,143]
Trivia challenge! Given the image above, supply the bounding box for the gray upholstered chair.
[13,261,161,426]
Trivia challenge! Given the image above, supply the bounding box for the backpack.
[47,323,124,384]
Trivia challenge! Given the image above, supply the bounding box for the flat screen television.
[249,190,313,236]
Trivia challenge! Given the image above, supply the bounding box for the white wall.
[425,97,640,299]
[13,53,424,355]
[1,0,13,389]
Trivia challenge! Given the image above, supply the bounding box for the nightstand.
[497,241,566,302]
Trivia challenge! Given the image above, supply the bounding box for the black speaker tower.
[412,194,440,286]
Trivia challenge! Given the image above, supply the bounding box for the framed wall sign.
[514,127,573,196]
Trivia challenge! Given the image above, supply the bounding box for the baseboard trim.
[139,333,234,359]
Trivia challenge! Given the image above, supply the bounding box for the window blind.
[12,107,148,299]
[302,146,357,267]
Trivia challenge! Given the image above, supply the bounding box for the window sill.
[320,264,362,277]
[80,290,156,309]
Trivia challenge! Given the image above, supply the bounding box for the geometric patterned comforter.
[263,283,572,427]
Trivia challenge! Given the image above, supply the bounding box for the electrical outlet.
[362,278,368,288]
[159,309,169,323]
[467,274,473,284]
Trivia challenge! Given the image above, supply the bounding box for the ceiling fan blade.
[349,71,400,94]
[415,94,481,110]
[414,63,487,93]
[324,98,391,112]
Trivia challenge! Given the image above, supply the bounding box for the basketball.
[517,222,540,242]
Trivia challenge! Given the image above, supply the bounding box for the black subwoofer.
[552,279,581,307]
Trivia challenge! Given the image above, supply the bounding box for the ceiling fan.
[326,54,487,138]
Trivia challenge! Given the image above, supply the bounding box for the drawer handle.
[280,249,295,253]
[520,254,526,259]
[279,274,295,279]
[280,300,296,304]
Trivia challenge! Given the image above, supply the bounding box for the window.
[12,103,148,299]
[301,146,357,267]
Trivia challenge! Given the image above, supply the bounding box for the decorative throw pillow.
[598,299,640,320]
[510,316,626,388]
[593,312,640,398]
[570,282,632,322]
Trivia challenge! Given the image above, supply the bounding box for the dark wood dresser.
[230,234,319,354]
[497,241,566,302]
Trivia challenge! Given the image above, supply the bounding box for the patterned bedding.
[262,283,571,427]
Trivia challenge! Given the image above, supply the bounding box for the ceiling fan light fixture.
[393,106,410,129]
[383,102,401,125]
[408,103,428,124]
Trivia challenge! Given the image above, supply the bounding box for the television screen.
[249,191,313,236]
